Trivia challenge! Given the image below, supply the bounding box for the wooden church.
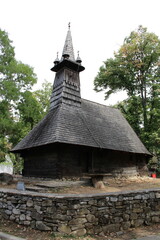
[12,26,151,178]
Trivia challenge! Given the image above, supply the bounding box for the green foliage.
[0,29,52,172]
[34,80,52,114]
[116,96,142,135]
[95,26,160,157]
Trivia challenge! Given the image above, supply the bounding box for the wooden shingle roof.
[12,99,150,155]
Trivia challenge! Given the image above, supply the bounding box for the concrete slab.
[0,232,26,240]
[133,236,160,240]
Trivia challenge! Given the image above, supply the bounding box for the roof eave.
[11,140,152,157]
[51,59,85,73]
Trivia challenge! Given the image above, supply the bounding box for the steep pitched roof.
[12,99,150,155]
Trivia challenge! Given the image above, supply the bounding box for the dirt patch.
[0,176,160,194]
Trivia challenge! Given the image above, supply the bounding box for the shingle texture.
[62,29,75,61]
[12,99,150,155]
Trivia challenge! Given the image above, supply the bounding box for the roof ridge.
[82,98,118,110]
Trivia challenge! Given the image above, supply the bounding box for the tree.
[15,80,52,144]
[34,80,52,115]
[94,26,160,156]
[0,29,53,173]
[0,29,37,164]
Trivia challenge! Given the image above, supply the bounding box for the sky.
[0,0,160,105]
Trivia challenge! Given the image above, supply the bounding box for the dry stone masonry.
[1,188,160,236]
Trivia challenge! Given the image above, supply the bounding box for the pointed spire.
[62,23,75,61]
[51,24,85,73]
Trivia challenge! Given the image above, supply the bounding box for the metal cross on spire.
[68,22,71,30]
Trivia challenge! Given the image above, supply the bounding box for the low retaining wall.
[1,188,160,236]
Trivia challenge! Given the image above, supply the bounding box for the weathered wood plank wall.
[22,143,148,178]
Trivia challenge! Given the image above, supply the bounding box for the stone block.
[42,199,52,207]
[156,193,160,198]
[87,228,94,235]
[20,214,26,221]
[26,215,32,221]
[130,213,138,220]
[56,214,71,221]
[71,204,80,209]
[106,197,110,201]
[30,220,36,229]
[36,221,51,231]
[31,211,43,221]
[123,214,130,221]
[97,200,106,206]
[72,228,86,237]
[134,219,144,227]
[77,208,89,215]
[88,200,97,205]
[69,217,87,225]
[132,208,143,213]
[134,195,142,200]
[152,216,160,223]
[24,221,30,226]
[5,210,12,215]
[10,215,16,220]
[67,209,77,216]
[122,221,131,230]
[94,226,102,234]
[46,206,56,213]
[26,200,33,207]
[114,217,123,223]
[85,223,93,229]
[110,197,118,202]
[142,194,150,200]
[150,211,160,216]
[102,223,120,233]
[20,204,26,210]
[0,173,13,184]
[58,224,71,234]
[71,224,84,231]
[86,214,96,222]
[155,205,160,211]
[12,208,20,215]
[34,205,41,212]
[97,207,109,211]
[80,201,87,205]
[149,192,155,198]
[116,201,123,206]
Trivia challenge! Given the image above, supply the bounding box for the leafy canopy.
[94,26,160,156]
[0,29,52,171]
[94,26,160,98]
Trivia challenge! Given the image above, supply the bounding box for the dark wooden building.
[12,26,151,178]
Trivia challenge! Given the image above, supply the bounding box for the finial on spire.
[54,52,60,65]
[76,51,82,64]
[68,22,71,30]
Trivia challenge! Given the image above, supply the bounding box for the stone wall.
[1,188,160,236]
